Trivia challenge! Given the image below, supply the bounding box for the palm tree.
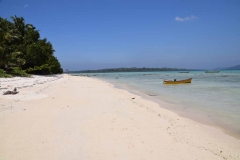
[0,16,63,75]
[0,17,25,69]
[10,16,26,44]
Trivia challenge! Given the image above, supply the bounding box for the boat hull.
[163,78,192,84]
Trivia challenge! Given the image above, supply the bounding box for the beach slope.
[0,75,239,160]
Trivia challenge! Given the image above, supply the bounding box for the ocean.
[73,70,240,139]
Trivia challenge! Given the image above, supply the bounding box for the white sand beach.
[0,74,240,160]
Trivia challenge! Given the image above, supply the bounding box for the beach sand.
[0,74,239,160]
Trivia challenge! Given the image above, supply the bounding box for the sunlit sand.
[0,74,239,160]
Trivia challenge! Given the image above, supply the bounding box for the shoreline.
[1,74,240,159]
[95,77,240,140]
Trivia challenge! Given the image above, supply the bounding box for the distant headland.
[226,65,240,70]
[68,67,191,73]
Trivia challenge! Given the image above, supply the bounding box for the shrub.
[10,67,30,77]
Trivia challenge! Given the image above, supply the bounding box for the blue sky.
[0,0,240,70]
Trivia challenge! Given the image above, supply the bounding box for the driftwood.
[3,88,19,95]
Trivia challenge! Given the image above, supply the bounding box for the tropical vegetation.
[0,16,63,77]
[71,67,189,73]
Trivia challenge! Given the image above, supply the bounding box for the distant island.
[69,67,190,73]
[225,65,240,70]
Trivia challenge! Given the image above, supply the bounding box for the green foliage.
[0,15,62,76]
[26,64,51,75]
[47,56,63,74]
[26,57,63,74]
[10,67,30,77]
[0,69,12,77]
[0,68,29,77]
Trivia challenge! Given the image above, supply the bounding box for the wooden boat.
[205,70,220,73]
[163,78,192,84]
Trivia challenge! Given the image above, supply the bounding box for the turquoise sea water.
[73,70,240,139]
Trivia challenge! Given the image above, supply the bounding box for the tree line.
[71,67,189,73]
[0,16,63,76]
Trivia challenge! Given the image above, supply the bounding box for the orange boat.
[163,78,192,84]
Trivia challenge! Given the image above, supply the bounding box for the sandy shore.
[0,74,240,160]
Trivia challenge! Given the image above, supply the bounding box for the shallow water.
[73,70,240,139]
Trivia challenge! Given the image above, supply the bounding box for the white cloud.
[13,5,29,9]
[175,15,197,22]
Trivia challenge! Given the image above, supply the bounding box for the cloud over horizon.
[175,15,197,22]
